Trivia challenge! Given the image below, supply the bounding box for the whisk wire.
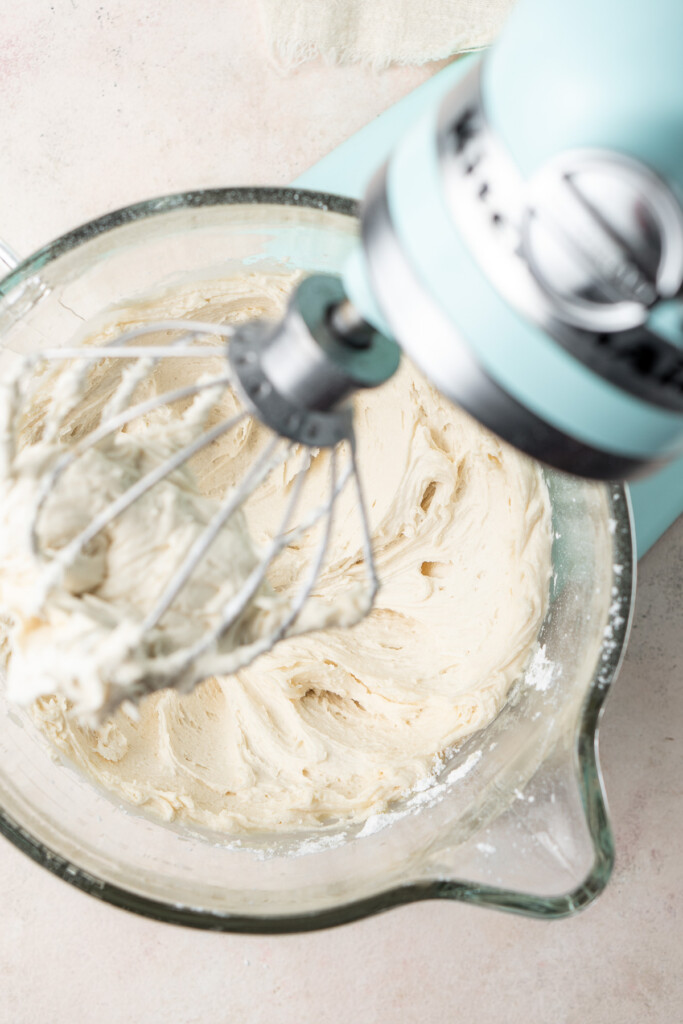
[36,346,233,360]
[179,446,341,668]
[275,446,339,641]
[38,323,222,444]
[35,409,249,601]
[30,375,234,556]
[101,329,202,421]
[141,434,287,633]
[350,437,379,607]
[182,445,313,653]
[36,319,237,365]
[8,306,384,703]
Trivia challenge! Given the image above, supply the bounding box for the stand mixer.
[6,0,681,710]
[4,0,680,927]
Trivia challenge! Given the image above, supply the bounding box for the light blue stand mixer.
[0,0,681,929]
[289,0,683,555]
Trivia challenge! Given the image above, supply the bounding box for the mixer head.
[0,279,398,717]
[345,58,683,479]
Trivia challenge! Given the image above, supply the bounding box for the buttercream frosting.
[0,272,553,831]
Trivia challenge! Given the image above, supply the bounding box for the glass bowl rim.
[0,186,635,932]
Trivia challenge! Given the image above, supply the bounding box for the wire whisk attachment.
[0,274,399,718]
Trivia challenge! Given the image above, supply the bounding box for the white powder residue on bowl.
[525,643,556,693]
[356,750,484,839]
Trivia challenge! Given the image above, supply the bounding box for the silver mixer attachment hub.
[229,274,400,447]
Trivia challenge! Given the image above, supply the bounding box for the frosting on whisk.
[0,272,371,719]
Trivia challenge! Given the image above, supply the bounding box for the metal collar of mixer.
[229,273,400,447]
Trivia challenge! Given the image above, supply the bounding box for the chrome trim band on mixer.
[435,62,683,415]
[360,162,647,479]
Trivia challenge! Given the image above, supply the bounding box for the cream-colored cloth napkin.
[259,0,514,70]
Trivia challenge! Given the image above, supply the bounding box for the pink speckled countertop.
[0,2,681,1022]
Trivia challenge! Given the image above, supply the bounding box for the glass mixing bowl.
[0,189,634,931]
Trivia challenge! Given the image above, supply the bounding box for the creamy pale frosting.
[0,272,553,832]
[0,274,368,718]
